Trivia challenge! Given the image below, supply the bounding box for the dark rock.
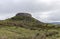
[16,13,32,17]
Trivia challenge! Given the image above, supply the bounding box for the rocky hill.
[0,13,59,39]
[16,13,32,17]
[0,13,44,30]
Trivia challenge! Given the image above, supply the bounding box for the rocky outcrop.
[16,13,32,17]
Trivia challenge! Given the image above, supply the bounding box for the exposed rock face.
[16,13,32,17]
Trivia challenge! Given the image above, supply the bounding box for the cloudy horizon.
[0,0,60,23]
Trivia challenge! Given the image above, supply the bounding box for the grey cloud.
[0,0,60,22]
[0,0,54,13]
[47,11,60,21]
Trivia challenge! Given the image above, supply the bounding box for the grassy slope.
[0,16,44,39]
[0,25,59,39]
[0,26,39,39]
[0,14,60,39]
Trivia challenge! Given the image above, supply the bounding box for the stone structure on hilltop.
[16,13,32,17]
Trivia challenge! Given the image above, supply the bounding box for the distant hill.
[50,22,60,24]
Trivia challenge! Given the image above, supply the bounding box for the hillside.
[0,13,44,30]
[0,13,59,39]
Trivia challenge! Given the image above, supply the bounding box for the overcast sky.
[0,0,60,23]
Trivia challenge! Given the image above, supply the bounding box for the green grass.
[0,13,60,39]
[0,26,39,39]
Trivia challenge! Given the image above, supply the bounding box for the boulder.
[16,13,32,17]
